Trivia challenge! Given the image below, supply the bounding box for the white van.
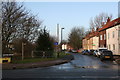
[95,48,108,57]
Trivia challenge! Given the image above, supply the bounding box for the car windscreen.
[99,49,107,51]
[103,51,113,54]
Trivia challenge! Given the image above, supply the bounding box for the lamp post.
[22,42,26,60]
[61,28,64,51]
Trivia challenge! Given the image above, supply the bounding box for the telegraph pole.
[22,42,26,60]
[61,28,64,51]
[57,24,59,43]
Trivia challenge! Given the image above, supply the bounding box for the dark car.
[100,50,113,61]
[81,50,89,55]
[81,50,85,55]
[88,49,95,55]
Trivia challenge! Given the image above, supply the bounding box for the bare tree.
[89,13,112,31]
[68,27,85,50]
[2,1,42,53]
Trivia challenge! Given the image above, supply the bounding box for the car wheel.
[111,58,114,61]
[100,57,104,61]
[97,55,100,58]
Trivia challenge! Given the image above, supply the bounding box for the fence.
[33,51,54,58]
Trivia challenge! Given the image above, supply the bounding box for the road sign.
[54,42,58,45]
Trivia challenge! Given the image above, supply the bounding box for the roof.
[98,17,120,31]
[84,30,98,39]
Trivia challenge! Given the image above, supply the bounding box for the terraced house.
[106,17,120,55]
[98,18,111,48]
[82,29,99,50]
[82,17,120,56]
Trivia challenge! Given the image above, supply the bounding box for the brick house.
[92,31,99,50]
[82,38,88,50]
[98,18,111,48]
[82,29,99,50]
[106,17,120,55]
[82,17,120,56]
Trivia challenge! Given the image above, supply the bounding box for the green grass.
[12,52,71,64]
[12,58,57,64]
[54,52,71,58]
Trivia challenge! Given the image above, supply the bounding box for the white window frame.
[109,44,110,50]
[119,30,120,37]
[100,35,102,40]
[113,44,115,50]
[104,34,106,40]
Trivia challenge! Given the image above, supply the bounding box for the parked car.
[100,50,113,61]
[81,50,89,55]
[71,50,78,53]
[81,50,85,55]
[96,48,108,57]
[88,49,95,55]
[93,50,98,57]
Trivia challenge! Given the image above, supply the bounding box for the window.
[119,30,120,37]
[113,31,114,38]
[104,34,106,40]
[100,35,102,40]
[108,33,109,39]
[109,44,111,50]
[119,44,120,49]
[113,44,115,50]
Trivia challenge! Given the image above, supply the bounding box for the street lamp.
[61,28,65,51]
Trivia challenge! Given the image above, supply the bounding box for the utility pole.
[22,42,26,60]
[61,28,64,51]
[57,24,59,43]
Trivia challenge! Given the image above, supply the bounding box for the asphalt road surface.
[2,53,120,80]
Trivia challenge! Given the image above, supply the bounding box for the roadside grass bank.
[2,52,74,70]
[11,52,71,64]
[12,58,57,64]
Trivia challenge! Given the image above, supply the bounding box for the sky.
[23,2,118,41]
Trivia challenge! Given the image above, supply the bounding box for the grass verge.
[12,52,71,64]
[12,58,57,64]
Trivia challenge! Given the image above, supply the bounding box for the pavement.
[113,55,120,64]
[2,55,74,70]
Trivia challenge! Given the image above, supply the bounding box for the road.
[2,53,120,80]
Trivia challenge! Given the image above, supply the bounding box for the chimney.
[96,27,99,31]
[107,17,110,23]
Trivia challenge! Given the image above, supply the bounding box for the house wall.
[119,25,120,55]
[87,39,90,50]
[106,24,120,55]
[82,39,85,50]
[92,36,99,50]
[99,30,106,48]
[83,38,88,50]
[89,38,93,49]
